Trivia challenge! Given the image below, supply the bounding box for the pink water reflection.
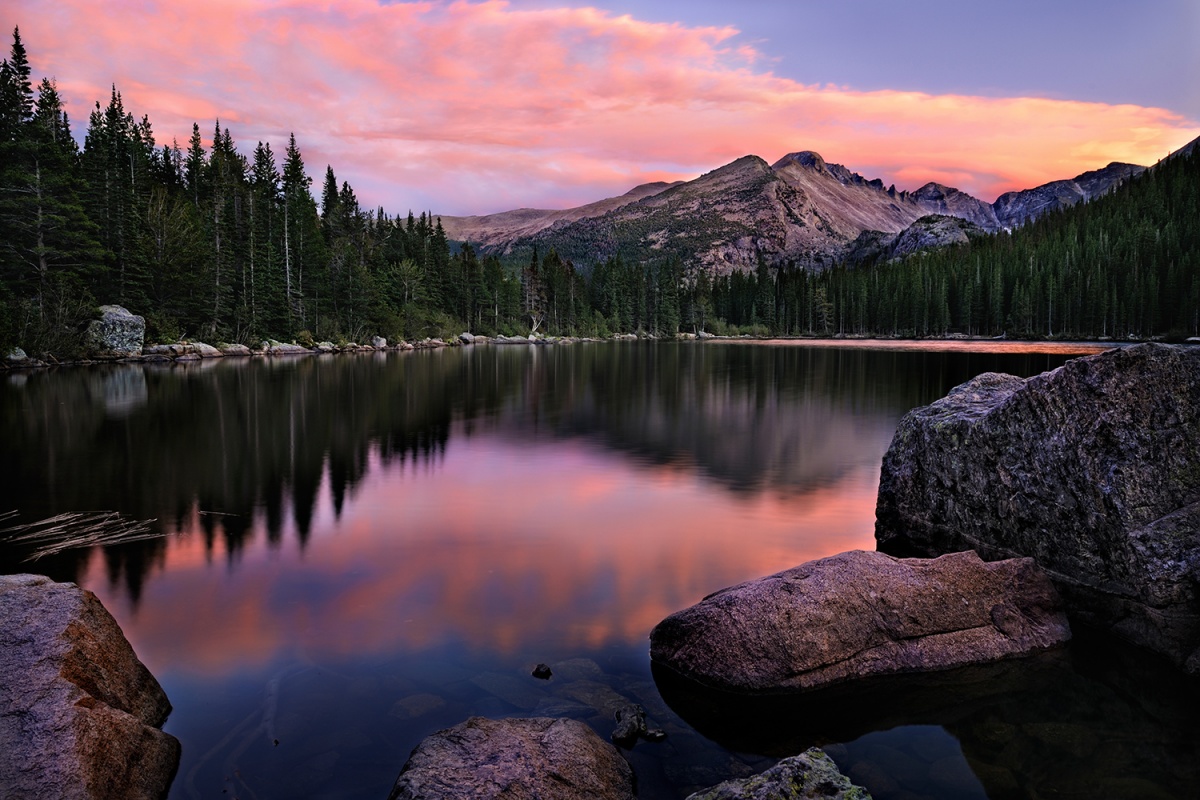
[82,433,883,678]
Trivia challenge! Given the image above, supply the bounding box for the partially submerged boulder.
[650,550,1068,693]
[687,748,871,800]
[84,305,145,358]
[388,716,634,800]
[875,343,1200,671]
[0,574,179,799]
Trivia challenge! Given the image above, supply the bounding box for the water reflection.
[1,341,1129,800]
[654,626,1200,799]
[1,343,1087,582]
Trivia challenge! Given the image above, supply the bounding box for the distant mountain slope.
[439,180,681,248]
[993,162,1144,229]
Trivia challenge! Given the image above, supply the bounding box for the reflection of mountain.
[1,344,1077,597]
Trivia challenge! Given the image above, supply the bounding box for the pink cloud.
[6,0,1198,215]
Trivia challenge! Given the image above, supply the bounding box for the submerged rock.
[875,343,1200,671]
[84,305,145,358]
[650,550,1068,693]
[611,703,646,746]
[388,716,634,800]
[687,748,871,800]
[0,574,180,800]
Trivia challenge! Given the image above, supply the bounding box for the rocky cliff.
[875,343,1200,672]
[847,214,991,264]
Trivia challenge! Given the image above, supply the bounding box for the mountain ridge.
[436,142,1186,272]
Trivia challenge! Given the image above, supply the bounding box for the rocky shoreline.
[6,303,1193,374]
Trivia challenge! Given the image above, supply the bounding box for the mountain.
[514,155,811,273]
[993,162,1144,229]
[440,147,1157,273]
[512,152,1010,273]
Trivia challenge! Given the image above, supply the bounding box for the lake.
[4,340,1198,799]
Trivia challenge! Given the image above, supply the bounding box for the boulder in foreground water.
[388,716,634,800]
[650,550,1069,693]
[875,343,1200,671]
[0,574,180,800]
[688,748,871,800]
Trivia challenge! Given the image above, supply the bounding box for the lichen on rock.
[84,305,145,358]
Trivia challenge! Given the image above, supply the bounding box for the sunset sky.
[4,0,1199,215]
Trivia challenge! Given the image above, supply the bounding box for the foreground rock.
[875,343,1200,671]
[688,748,871,800]
[388,716,634,800]
[84,305,145,358]
[650,550,1068,693]
[0,574,180,799]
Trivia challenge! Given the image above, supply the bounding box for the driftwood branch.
[0,510,163,561]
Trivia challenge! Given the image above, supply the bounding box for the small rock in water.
[612,703,648,747]
[532,663,553,680]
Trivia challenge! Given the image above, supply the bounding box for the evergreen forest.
[1,28,1197,356]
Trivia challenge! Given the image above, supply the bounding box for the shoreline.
[3,331,1189,372]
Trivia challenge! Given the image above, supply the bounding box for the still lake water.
[4,340,1199,799]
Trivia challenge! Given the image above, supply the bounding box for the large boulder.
[688,748,871,800]
[0,574,180,799]
[875,343,1200,671]
[84,305,145,357]
[388,716,634,800]
[649,549,1068,694]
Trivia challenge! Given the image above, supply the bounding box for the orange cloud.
[7,0,1197,214]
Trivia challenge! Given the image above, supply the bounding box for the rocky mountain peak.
[911,182,953,201]
[774,151,829,174]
